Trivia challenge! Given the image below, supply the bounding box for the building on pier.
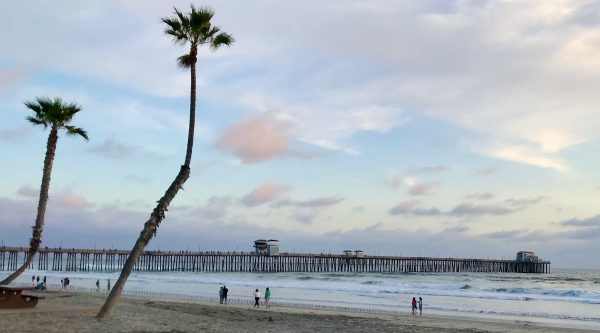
[254,239,279,256]
[516,251,540,263]
[267,240,279,256]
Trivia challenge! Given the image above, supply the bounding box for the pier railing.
[0,247,550,273]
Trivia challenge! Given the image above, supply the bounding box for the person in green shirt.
[265,287,271,308]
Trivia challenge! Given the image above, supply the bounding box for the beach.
[0,291,596,333]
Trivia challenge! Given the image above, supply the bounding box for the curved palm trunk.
[96,46,197,319]
[1,127,58,285]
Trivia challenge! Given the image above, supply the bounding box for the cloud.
[481,229,525,239]
[561,215,600,227]
[449,203,514,217]
[191,196,233,221]
[408,165,448,174]
[0,126,31,142]
[476,166,498,176]
[504,196,546,207]
[216,114,298,164]
[241,94,406,154]
[488,145,567,171]
[16,184,37,198]
[273,196,344,208]
[390,177,436,196]
[388,196,544,217]
[351,205,365,213]
[0,193,599,268]
[387,200,442,216]
[54,189,90,209]
[291,213,316,225]
[0,67,30,89]
[16,185,89,208]
[465,192,495,200]
[87,137,135,159]
[241,183,289,207]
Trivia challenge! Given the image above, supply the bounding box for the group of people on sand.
[61,276,70,289]
[32,275,46,290]
[411,297,423,316]
[218,286,272,309]
[219,285,229,304]
[96,279,111,291]
[253,287,271,309]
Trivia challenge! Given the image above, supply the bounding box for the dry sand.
[0,291,594,333]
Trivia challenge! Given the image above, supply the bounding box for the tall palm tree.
[0,97,88,285]
[96,5,233,319]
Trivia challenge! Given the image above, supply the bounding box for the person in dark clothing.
[222,286,228,304]
[36,276,40,283]
[43,276,47,284]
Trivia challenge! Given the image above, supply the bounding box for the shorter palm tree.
[0,97,88,285]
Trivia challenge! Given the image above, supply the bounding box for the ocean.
[3,268,599,330]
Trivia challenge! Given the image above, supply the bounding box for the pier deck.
[0,247,550,274]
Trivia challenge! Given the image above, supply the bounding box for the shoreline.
[1,291,597,332]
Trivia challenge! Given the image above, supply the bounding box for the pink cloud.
[215,114,290,164]
[53,189,90,209]
[0,67,30,89]
[241,183,289,207]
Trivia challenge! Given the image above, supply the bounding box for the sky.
[1,0,599,268]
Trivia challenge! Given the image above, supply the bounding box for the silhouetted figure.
[418,297,423,316]
[219,286,224,304]
[107,279,111,291]
[223,286,228,304]
[96,279,100,291]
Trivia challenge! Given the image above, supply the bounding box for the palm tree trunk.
[96,45,197,319]
[1,127,58,285]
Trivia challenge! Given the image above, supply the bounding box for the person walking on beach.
[43,276,47,285]
[253,289,261,308]
[418,297,423,316]
[265,287,271,308]
[107,279,111,291]
[219,286,224,304]
[32,275,35,286]
[411,297,417,316]
[36,276,40,284]
[96,279,100,292]
[223,286,228,304]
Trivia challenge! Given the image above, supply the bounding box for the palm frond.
[162,18,187,44]
[64,125,89,140]
[26,116,48,127]
[211,32,234,50]
[177,54,193,69]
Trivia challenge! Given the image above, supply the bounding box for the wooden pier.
[0,247,550,274]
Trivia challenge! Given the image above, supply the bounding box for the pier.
[0,247,550,274]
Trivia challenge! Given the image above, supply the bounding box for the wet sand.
[0,291,594,333]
